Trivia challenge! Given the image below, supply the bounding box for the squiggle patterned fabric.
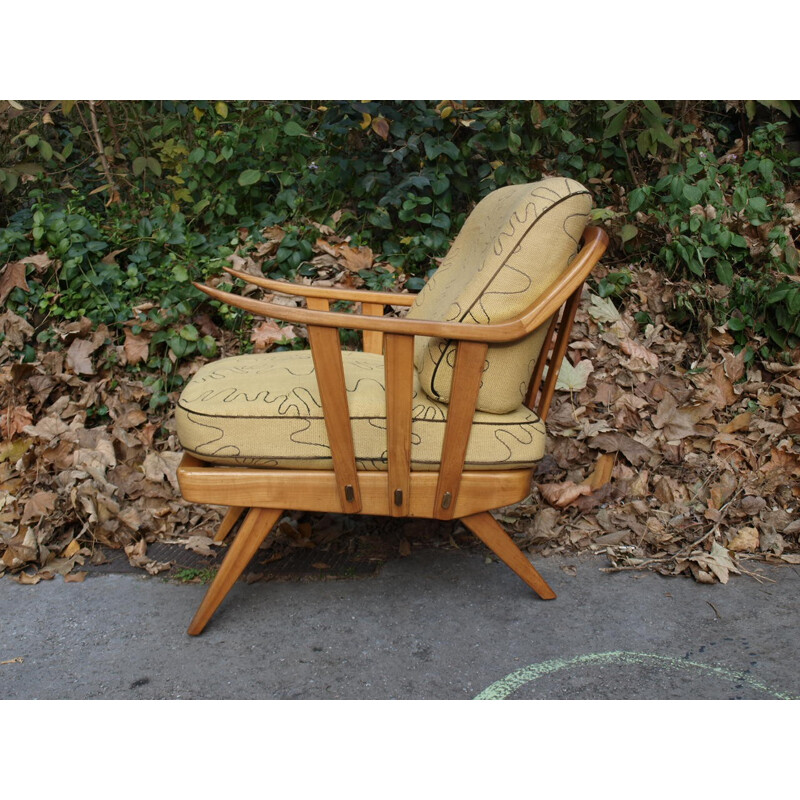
[176,177,591,469]
[407,177,591,413]
[176,351,546,470]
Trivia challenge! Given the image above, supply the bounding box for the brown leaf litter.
[506,264,800,583]
[0,240,798,587]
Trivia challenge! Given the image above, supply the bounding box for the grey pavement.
[1,550,798,700]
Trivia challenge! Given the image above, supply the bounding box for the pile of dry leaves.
[508,263,800,583]
[0,229,798,586]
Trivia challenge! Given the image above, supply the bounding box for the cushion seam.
[183,445,542,466]
[177,402,543,426]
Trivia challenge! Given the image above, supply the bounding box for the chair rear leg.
[460,512,556,600]
[214,505,246,543]
[188,507,283,635]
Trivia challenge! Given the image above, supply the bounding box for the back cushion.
[406,177,592,414]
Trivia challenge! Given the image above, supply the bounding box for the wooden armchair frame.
[177,226,608,634]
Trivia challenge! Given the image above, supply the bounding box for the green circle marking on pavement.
[474,651,799,700]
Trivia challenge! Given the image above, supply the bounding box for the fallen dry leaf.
[653,475,689,505]
[0,311,34,348]
[589,433,651,466]
[525,506,562,543]
[689,541,740,584]
[652,393,714,440]
[371,117,390,140]
[124,329,150,365]
[182,535,218,557]
[61,539,81,559]
[619,338,659,371]
[20,491,58,524]
[339,245,374,272]
[142,450,183,492]
[584,453,615,491]
[1,405,33,439]
[0,260,29,305]
[720,412,752,434]
[0,437,33,464]
[727,527,760,552]
[66,337,100,375]
[555,358,594,392]
[538,481,593,508]
[251,320,296,352]
[587,294,621,324]
[23,415,71,442]
[11,571,41,585]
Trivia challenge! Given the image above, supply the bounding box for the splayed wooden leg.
[461,511,556,600]
[188,507,283,635]
[214,505,246,543]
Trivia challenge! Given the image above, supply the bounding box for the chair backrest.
[406,177,592,414]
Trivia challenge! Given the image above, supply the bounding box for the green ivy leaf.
[179,323,199,341]
[431,213,450,231]
[603,109,627,138]
[197,335,217,358]
[237,169,262,186]
[438,141,460,160]
[628,187,647,213]
[172,264,189,282]
[683,184,702,205]
[727,317,746,331]
[283,120,306,137]
[715,260,733,286]
[620,224,638,243]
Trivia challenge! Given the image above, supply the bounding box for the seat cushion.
[176,351,546,471]
[406,177,592,414]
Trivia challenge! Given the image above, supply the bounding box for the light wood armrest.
[195,282,519,342]
[222,267,417,306]
[194,226,608,345]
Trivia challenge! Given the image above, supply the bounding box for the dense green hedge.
[1,100,798,404]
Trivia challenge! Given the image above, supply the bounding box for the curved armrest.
[196,226,609,344]
[222,267,417,306]
[195,282,521,341]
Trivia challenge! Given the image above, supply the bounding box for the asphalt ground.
[2,547,798,700]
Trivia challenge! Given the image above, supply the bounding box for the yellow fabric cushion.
[406,177,592,414]
[176,351,546,470]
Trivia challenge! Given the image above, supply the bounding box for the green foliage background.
[1,100,798,407]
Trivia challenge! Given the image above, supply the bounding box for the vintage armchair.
[176,177,608,635]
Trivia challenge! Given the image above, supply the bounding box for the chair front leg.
[214,506,247,543]
[188,507,283,635]
[461,512,556,600]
